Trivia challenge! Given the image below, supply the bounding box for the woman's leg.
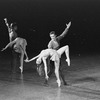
[57,45,70,66]
[22,39,28,60]
[59,61,68,85]
[54,60,61,87]
[64,46,70,66]
[19,51,24,73]
[42,58,49,80]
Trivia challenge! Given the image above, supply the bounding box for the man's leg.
[59,60,68,85]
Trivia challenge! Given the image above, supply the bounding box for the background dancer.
[1,37,28,73]
[4,18,18,73]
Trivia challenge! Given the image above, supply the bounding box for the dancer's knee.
[65,45,69,50]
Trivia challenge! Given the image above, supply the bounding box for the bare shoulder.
[16,37,26,41]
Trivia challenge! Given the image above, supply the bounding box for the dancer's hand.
[10,23,13,27]
[4,18,7,21]
[4,18,7,23]
[66,21,71,29]
[1,48,6,51]
[24,59,29,62]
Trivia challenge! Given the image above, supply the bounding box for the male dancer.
[47,21,71,85]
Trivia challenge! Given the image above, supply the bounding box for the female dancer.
[25,45,70,87]
[1,37,28,73]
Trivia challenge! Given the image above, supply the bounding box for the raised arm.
[57,21,71,40]
[24,55,39,62]
[4,18,8,26]
[1,41,15,51]
[4,18,11,33]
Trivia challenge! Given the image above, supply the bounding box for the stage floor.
[0,54,100,100]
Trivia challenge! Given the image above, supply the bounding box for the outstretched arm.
[57,21,71,40]
[4,18,11,33]
[24,55,39,62]
[1,41,15,51]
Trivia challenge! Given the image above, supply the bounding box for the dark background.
[0,0,100,57]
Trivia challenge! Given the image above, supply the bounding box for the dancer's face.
[50,34,56,40]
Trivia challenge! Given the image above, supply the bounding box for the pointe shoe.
[19,66,23,73]
[57,80,61,87]
[66,59,70,66]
